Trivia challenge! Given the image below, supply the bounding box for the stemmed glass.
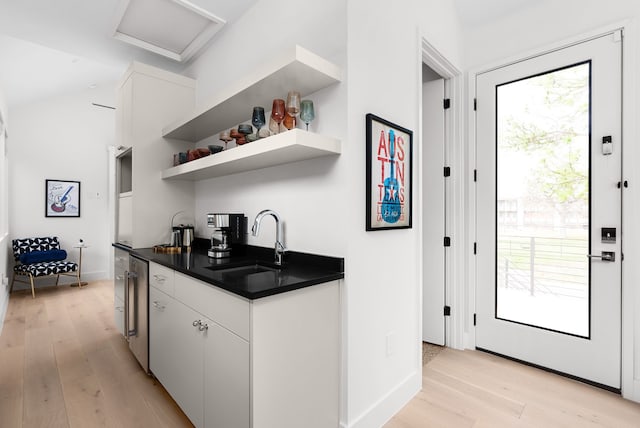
[219,130,233,149]
[271,99,285,134]
[251,107,266,139]
[299,100,315,131]
[286,91,301,128]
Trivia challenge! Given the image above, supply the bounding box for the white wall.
[0,86,9,331]
[463,0,640,402]
[188,0,463,426]
[8,83,115,289]
[345,1,462,426]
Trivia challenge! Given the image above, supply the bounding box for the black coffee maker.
[207,213,246,258]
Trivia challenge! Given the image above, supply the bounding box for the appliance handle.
[124,270,130,338]
[127,270,138,337]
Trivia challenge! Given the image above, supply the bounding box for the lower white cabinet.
[149,261,340,428]
[150,286,206,427]
[149,271,250,428]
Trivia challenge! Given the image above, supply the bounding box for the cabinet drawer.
[175,272,250,340]
[149,262,175,296]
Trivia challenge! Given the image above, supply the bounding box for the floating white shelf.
[162,45,342,142]
[161,129,340,181]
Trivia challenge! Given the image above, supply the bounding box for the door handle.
[587,251,615,262]
[124,270,130,338]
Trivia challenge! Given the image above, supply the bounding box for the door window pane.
[496,62,590,337]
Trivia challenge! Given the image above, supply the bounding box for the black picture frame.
[366,113,413,231]
[45,179,81,217]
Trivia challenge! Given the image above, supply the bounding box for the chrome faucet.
[251,209,286,265]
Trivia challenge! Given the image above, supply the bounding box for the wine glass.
[299,100,315,131]
[286,91,301,127]
[251,107,266,139]
[238,124,253,144]
[271,99,285,134]
[219,130,232,150]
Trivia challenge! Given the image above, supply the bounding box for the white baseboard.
[0,287,9,335]
[343,370,421,428]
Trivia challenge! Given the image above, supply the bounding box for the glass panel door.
[496,63,590,337]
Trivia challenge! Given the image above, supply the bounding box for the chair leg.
[55,274,60,286]
[28,274,35,299]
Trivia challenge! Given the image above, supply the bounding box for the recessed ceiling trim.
[113,31,182,62]
[112,0,227,62]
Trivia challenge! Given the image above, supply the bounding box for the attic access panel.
[113,0,226,62]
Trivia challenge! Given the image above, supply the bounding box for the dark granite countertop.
[113,240,344,300]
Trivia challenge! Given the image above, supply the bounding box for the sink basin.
[204,261,282,276]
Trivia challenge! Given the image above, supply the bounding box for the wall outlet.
[386,332,395,357]
[1,273,8,287]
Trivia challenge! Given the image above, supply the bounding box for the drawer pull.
[192,319,202,327]
[116,275,124,280]
[153,274,166,283]
[199,323,209,332]
[152,301,166,311]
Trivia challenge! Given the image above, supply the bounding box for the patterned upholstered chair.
[10,236,81,298]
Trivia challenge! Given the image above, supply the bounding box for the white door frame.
[467,20,640,401]
[419,36,465,351]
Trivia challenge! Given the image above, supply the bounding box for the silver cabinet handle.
[199,323,209,332]
[192,319,202,327]
[116,275,124,280]
[153,274,166,283]
[124,270,130,338]
[587,251,615,262]
[152,301,166,311]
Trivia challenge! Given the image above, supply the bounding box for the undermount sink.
[205,261,282,276]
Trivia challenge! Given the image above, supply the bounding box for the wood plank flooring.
[386,345,640,427]
[4,281,640,427]
[0,280,193,428]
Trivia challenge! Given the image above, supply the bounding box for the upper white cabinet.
[114,62,196,248]
[162,45,342,142]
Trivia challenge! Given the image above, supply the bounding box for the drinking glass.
[219,130,233,149]
[251,107,266,139]
[238,124,253,144]
[271,99,285,133]
[286,91,301,127]
[299,100,315,131]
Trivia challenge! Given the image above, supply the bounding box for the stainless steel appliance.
[207,213,246,258]
[126,255,149,373]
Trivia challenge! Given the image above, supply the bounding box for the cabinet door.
[149,287,204,427]
[204,320,250,428]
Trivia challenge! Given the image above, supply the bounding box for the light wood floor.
[386,345,640,427]
[0,280,193,428]
[4,282,640,428]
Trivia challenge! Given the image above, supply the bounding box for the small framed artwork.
[45,179,81,217]
[366,113,413,231]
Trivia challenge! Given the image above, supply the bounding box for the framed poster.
[366,113,413,231]
[45,179,80,217]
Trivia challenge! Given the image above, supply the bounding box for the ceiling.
[0,0,538,109]
[0,0,256,108]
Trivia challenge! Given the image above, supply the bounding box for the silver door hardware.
[587,251,615,262]
[602,135,613,155]
[198,323,209,331]
[192,319,202,327]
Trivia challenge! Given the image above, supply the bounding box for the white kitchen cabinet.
[150,273,250,428]
[114,62,196,248]
[149,262,175,296]
[113,247,129,336]
[204,321,250,428]
[149,286,205,427]
[149,268,340,428]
